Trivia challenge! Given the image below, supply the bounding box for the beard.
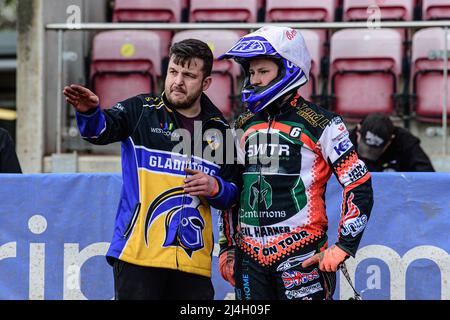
[166,85,203,110]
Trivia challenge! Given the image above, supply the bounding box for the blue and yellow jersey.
[76,93,240,277]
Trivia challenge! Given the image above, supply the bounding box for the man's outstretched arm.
[63,84,142,144]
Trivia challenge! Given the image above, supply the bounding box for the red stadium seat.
[113,0,182,22]
[298,30,321,102]
[330,29,403,120]
[171,30,242,119]
[423,0,450,20]
[90,31,162,109]
[412,28,450,122]
[264,0,337,56]
[189,0,258,22]
[265,0,337,22]
[112,0,183,56]
[343,0,414,21]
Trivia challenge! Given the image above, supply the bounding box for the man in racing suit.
[218,26,374,300]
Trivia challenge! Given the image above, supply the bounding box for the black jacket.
[0,128,22,173]
[349,126,435,172]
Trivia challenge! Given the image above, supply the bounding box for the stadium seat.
[189,0,258,22]
[90,31,162,109]
[343,0,414,21]
[423,0,450,20]
[113,0,182,22]
[330,28,403,120]
[412,28,450,122]
[265,0,336,22]
[298,30,321,102]
[264,0,338,57]
[171,30,242,119]
[112,0,182,56]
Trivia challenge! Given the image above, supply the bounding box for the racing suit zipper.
[257,165,263,257]
[259,115,275,263]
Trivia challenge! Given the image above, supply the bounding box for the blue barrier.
[0,172,449,300]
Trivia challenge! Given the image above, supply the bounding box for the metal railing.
[45,21,450,155]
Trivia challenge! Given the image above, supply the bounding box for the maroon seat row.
[90,27,450,122]
[112,0,450,23]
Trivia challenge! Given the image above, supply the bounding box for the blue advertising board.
[0,173,449,300]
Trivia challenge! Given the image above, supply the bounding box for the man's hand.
[63,84,99,113]
[301,245,349,272]
[183,168,219,197]
[219,249,235,287]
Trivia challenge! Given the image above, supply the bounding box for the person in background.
[0,127,22,173]
[64,39,240,300]
[349,112,435,172]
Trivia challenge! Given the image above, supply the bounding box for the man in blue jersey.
[63,39,240,300]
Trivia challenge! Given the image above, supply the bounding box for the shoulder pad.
[296,100,336,130]
[234,110,254,129]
